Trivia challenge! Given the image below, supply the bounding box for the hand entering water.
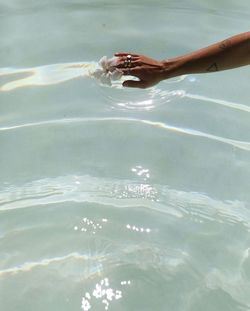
[115,31,250,89]
[114,53,169,89]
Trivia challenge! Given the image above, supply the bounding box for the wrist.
[161,56,189,79]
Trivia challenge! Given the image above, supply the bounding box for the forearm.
[164,32,250,78]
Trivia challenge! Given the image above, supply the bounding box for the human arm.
[115,31,250,89]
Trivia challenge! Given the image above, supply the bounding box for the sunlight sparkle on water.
[73,217,108,234]
[126,224,152,233]
[81,277,131,310]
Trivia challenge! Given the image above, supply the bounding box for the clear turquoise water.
[1,1,250,310]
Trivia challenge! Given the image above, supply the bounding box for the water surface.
[1,1,250,310]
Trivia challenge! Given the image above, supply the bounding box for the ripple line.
[1,117,249,151]
[186,92,250,113]
[0,252,89,277]
[0,175,249,229]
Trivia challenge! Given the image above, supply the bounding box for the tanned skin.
[115,32,250,89]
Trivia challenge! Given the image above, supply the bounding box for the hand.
[114,53,167,89]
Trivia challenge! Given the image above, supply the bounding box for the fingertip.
[115,52,125,56]
[122,80,145,88]
[122,81,129,87]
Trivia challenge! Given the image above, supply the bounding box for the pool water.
[1,1,250,310]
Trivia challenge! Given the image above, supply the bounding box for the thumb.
[123,80,146,89]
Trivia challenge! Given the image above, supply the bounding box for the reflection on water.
[1,62,249,117]
[81,277,131,310]
[0,252,94,277]
[131,165,150,180]
[0,62,98,91]
[1,116,250,151]
[126,223,152,233]
[1,174,250,310]
[1,0,250,310]
[0,174,249,228]
[74,217,108,235]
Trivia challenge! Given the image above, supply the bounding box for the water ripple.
[185,92,250,113]
[151,83,250,114]
[0,252,101,277]
[0,175,249,229]
[100,77,186,111]
[1,117,250,151]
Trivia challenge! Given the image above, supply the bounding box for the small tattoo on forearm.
[206,62,218,72]
[219,39,231,50]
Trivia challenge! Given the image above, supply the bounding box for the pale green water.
[1,1,250,310]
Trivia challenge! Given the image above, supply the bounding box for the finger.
[123,80,147,89]
[120,68,140,76]
[115,60,141,69]
[114,52,128,56]
[115,59,128,69]
[115,52,139,57]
